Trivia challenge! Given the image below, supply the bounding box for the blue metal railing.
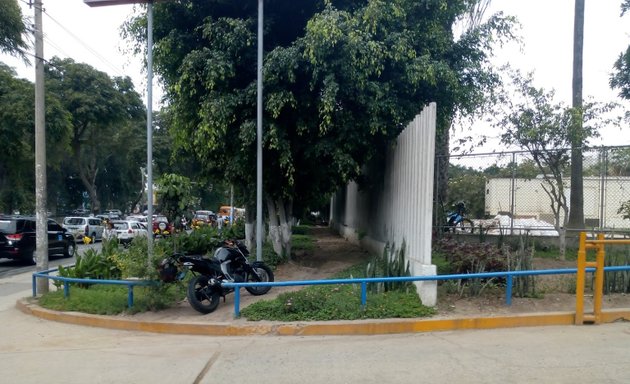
[223,265,630,318]
[33,265,630,315]
[32,268,154,308]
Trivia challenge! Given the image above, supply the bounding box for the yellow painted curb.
[16,298,630,337]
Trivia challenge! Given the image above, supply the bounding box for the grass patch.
[240,257,435,321]
[241,284,435,321]
[38,283,185,315]
[291,234,315,252]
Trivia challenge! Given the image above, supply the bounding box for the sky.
[2,0,629,150]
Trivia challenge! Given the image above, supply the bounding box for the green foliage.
[292,225,311,235]
[125,0,516,215]
[156,173,194,224]
[39,284,185,315]
[618,200,630,220]
[242,285,434,321]
[0,0,29,57]
[260,241,287,269]
[505,235,536,298]
[241,256,433,321]
[291,234,315,253]
[0,63,72,214]
[447,164,486,218]
[603,246,630,294]
[45,57,146,213]
[366,242,413,294]
[56,249,121,288]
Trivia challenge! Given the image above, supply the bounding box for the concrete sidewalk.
[4,300,630,384]
[4,272,630,383]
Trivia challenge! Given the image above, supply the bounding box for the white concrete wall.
[330,103,437,306]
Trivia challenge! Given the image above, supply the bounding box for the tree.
[567,0,585,230]
[124,0,515,257]
[156,173,193,227]
[610,1,630,103]
[496,71,619,259]
[0,63,71,213]
[45,57,145,214]
[0,0,29,58]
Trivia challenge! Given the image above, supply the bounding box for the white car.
[110,220,148,246]
[62,216,105,242]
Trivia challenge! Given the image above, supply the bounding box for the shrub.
[434,237,507,274]
[366,242,413,294]
[56,248,120,288]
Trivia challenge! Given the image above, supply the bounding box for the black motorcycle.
[158,239,274,314]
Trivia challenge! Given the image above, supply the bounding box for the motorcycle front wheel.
[245,263,274,296]
[187,275,221,314]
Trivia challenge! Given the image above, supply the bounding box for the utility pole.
[256,0,263,261]
[34,0,49,294]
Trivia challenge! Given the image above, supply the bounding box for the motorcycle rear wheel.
[187,275,221,314]
[245,263,274,296]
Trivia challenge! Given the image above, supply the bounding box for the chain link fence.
[435,145,630,235]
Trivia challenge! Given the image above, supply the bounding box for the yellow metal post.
[575,232,587,325]
[592,233,606,324]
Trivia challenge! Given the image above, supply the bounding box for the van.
[62,216,105,241]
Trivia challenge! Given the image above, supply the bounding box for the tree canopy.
[44,57,147,213]
[0,0,29,58]
[126,0,513,204]
[124,0,515,254]
[610,1,630,102]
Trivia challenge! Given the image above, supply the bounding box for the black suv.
[0,215,76,265]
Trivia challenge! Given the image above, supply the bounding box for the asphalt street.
[1,265,630,384]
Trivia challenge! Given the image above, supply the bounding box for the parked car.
[62,216,105,242]
[0,215,76,265]
[191,210,216,228]
[70,208,90,216]
[110,220,148,246]
[126,215,148,224]
[152,215,173,238]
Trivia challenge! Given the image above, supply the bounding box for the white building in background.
[485,176,630,230]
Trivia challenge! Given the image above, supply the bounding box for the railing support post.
[575,232,587,324]
[593,233,606,324]
[506,274,513,306]
[361,282,367,310]
[234,286,241,318]
[63,281,70,299]
[128,285,134,308]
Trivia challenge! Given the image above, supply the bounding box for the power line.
[42,9,126,77]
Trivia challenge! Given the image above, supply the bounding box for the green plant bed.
[241,284,435,321]
[38,283,186,315]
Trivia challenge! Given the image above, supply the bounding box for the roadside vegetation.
[34,226,630,319]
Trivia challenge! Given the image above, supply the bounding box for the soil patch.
[130,228,630,322]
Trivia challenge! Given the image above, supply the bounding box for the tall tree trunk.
[434,113,452,227]
[266,196,283,256]
[266,196,292,260]
[277,198,292,260]
[244,203,256,252]
[568,0,585,230]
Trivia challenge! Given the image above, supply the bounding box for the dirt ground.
[276,227,630,319]
[131,227,630,322]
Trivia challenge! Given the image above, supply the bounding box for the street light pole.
[85,0,155,266]
[256,0,264,262]
[34,0,49,294]
[146,1,154,265]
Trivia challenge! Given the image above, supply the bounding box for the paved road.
[0,242,100,279]
[2,268,630,383]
